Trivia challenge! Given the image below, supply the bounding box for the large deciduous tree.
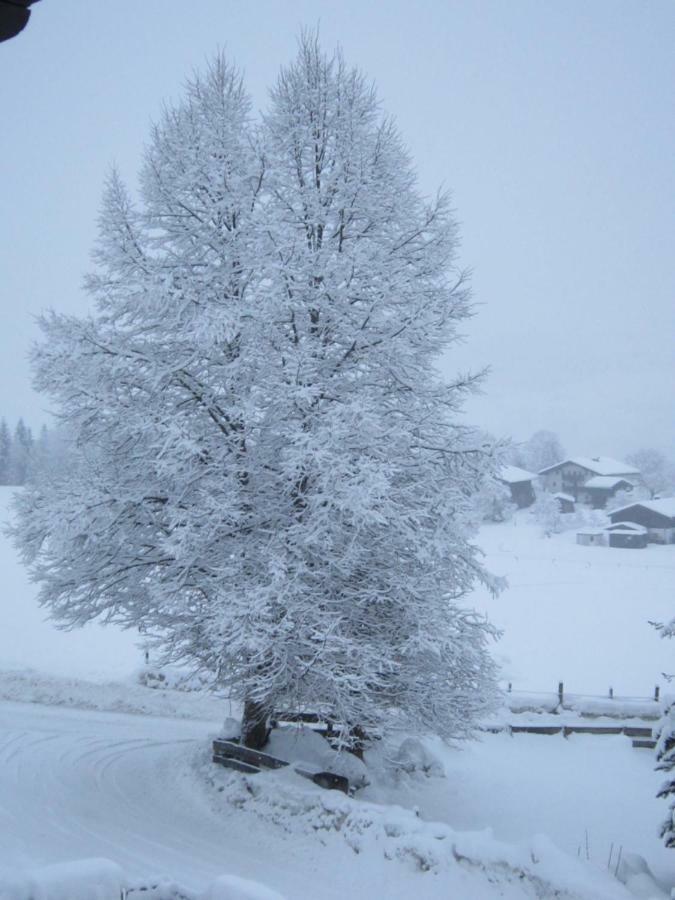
[626,448,675,499]
[13,36,500,750]
[511,430,565,474]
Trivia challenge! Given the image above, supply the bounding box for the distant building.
[578,476,635,509]
[538,457,640,502]
[498,465,536,508]
[603,522,648,549]
[576,528,606,547]
[608,499,675,544]
[553,492,575,513]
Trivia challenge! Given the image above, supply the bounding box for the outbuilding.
[576,528,607,547]
[498,465,537,508]
[604,522,648,549]
[578,476,635,509]
[608,499,675,544]
[554,492,575,513]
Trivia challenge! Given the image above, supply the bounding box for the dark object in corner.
[0,0,40,44]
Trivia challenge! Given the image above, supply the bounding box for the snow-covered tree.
[463,432,515,525]
[656,702,675,848]
[0,419,10,485]
[514,430,565,474]
[8,418,33,485]
[12,38,500,750]
[469,476,515,524]
[608,483,650,512]
[654,614,675,847]
[627,448,675,499]
[531,489,564,536]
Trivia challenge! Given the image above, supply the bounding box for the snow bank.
[201,874,285,900]
[567,696,661,720]
[0,864,285,900]
[0,669,227,721]
[125,875,286,900]
[0,858,125,900]
[614,853,668,898]
[502,691,662,720]
[194,748,633,899]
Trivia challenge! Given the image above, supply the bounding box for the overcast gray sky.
[1,0,673,457]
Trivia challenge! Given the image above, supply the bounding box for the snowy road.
[0,702,317,897]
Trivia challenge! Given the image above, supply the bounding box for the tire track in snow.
[0,701,316,896]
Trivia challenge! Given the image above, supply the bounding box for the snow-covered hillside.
[2,487,675,897]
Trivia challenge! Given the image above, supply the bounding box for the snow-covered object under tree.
[12,37,500,748]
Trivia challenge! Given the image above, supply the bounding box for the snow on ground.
[469,512,675,696]
[2,488,675,896]
[0,698,658,899]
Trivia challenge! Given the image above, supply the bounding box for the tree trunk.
[347,724,367,760]
[241,698,271,749]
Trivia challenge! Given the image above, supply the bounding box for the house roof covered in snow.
[608,498,675,519]
[583,476,634,490]
[498,465,537,484]
[604,522,647,534]
[554,492,575,503]
[539,456,640,477]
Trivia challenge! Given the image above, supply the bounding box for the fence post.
[609,687,613,699]
[655,685,660,703]
[558,681,564,707]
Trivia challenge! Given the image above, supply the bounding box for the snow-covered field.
[2,486,675,898]
[469,514,675,697]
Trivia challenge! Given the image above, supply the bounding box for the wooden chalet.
[538,456,640,502]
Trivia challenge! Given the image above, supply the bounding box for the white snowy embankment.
[0,858,283,900]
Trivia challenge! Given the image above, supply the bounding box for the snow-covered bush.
[137,665,213,693]
[531,491,564,536]
[391,737,445,778]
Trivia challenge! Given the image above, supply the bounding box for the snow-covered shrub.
[531,491,564,536]
[137,665,212,693]
[391,737,445,778]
